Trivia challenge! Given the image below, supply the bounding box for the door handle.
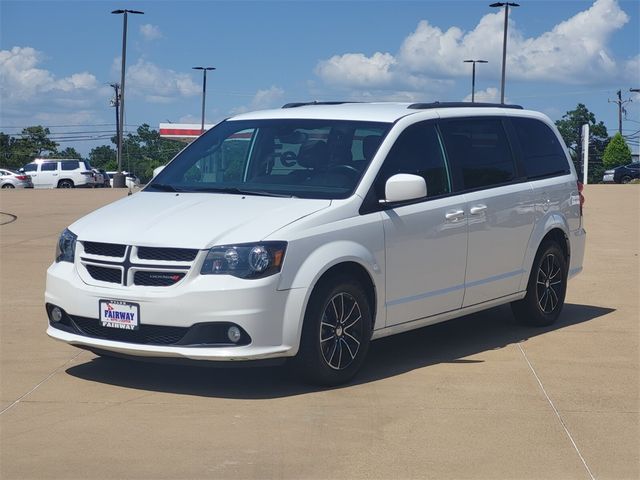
[445,209,465,222]
[470,204,487,215]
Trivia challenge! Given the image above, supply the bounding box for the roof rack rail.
[407,102,523,110]
[281,101,359,109]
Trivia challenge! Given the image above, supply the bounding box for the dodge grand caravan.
[46,102,586,385]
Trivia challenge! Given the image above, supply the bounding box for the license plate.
[99,300,140,330]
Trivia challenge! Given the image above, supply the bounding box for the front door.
[378,121,468,326]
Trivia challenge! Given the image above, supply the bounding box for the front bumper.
[46,262,308,361]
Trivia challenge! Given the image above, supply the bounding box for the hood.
[69,192,331,248]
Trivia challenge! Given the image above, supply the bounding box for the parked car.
[91,169,106,188]
[0,169,33,188]
[46,101,586,385]
[106,171,140,189]
[98,169,111,188]
[602,163,640,183]
[21,159,95,189]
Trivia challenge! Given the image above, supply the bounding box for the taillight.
[15,175,28,180]
[577,181,585,215]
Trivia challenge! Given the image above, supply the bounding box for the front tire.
[297,279,372,386]
[511,241,567,326]
[621,175,632,184]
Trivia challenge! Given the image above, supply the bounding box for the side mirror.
[18,168,25,173]
[381,174,427,204]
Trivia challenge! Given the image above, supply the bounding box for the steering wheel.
[327,164,360,180]
[280,151,297,167]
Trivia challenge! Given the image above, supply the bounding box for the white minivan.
[22,158,95,189]
[46,102,586,385]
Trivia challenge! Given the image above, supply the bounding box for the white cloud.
[0,46,98,102]
[126,59,200,102]
[230,86,285,114]
[463,87,501,103]
[140,24,162,41]
[315,0,631,90]
[625,55,639,82]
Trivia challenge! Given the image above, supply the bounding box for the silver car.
[0,169,33,188]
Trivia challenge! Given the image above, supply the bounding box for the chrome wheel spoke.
[341,338,356,361]
[319,292,362,371]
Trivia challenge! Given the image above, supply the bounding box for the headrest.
[297,140,328,169]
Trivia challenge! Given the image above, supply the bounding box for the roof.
[229,101,529,123]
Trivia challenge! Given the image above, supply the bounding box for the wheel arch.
[519,214,570,292]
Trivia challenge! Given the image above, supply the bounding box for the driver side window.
[375,122,451,199]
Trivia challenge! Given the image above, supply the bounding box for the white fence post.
[582,123,589,184]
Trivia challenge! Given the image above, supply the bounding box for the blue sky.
[1,0,639,155]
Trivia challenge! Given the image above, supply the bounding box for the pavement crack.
[516,342,596,480]
[0,352,82,416]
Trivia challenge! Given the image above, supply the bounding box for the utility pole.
[463,60,488,103]
[609,89,632,136]
[490,2,519,104]
[110,83,120,167]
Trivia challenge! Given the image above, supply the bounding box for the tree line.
[0,104,634,184]
[0,124,183,182]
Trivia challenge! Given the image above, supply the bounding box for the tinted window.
[375,122,450,198]
[23,164,37,172]
[440,118,515,190]
[41,162,57,171]
[511,118,569,179]
[151,119,390,199]
[61,161,79,170]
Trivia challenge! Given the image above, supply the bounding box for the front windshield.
[147,119,391,199]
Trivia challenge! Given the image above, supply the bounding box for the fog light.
[51,307,63,322]
[227,326,242,343]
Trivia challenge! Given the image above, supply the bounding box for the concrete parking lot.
[0,186,638,479]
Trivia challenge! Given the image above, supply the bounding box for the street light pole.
[463,60,488,103]
[111,9,143,188]
[192,66,216,134]
[490,2,519,104]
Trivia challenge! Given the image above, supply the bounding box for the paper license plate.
[99,300,140,330]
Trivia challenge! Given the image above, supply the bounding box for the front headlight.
[200,242,287,279]
[55,228,77,263]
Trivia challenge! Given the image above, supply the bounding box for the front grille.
[84,241,126,257]
[137,247,198,262]
[70,316,187,345]
[134,271,185,287]
[86,265,122,284]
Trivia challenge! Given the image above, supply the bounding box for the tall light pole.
[111,9,144,188]
[192,66,216,134]
[490,2,519,104]
[463,60,488,103]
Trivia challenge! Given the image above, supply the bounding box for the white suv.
[46,102,586,385]
[22,159,95,189]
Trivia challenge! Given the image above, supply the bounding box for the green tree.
[555,104,609,182]
[602,133,632,169]
[50,147,82,159]
[0,126,59,169]
[89,145,117,170]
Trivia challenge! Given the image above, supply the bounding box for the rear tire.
[58,179,74,188]
[1,184,15,189]
[511,241,567,326]
[296,278,372,386]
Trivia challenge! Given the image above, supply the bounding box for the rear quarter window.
[511,118,570,179]
[61,161,80,170]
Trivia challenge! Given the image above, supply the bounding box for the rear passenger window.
[511,118,569,179]
[376,122,450,198]
[41,163,57,171]
[61,161,79,170]
[440,118,516,190]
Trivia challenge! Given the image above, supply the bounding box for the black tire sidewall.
[297,279,372,386]
[520,242,568,326]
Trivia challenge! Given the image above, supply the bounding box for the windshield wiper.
[191,186,295,198]
[146,183,183,192]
